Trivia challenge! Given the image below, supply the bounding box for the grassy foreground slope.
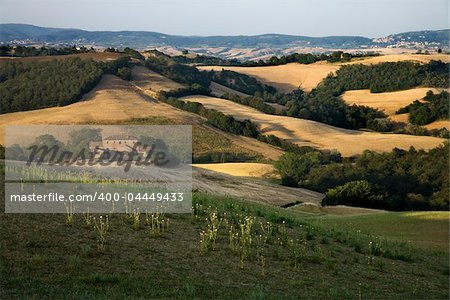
[1,191,448,299]
[315,212,450,253]
[181,95,444,156]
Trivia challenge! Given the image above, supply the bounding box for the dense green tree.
[322,180,386,208]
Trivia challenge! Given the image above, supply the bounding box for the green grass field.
[1,190,449,299]
[314,212,450,254]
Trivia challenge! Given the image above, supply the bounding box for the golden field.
[341,87,442,115]
[199,54,450,93]
[199,62,339,93]
[181,95,445,156]
[131,66,183,97]
[192,162,277,178]
[0,75,200,143]
[0,74,282,160]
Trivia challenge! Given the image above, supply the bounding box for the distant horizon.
[0,0,448,38]
[2,22,449,39]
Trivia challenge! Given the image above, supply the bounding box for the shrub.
[322,180,386,209]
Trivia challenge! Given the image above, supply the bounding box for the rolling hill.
[1,24,449,54]
[341,87,444,115]
[199,54,450,93]
[180,95,445,156]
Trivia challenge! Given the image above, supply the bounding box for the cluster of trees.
[162,97,258,137]
[0,56,131,114]
[268,60,449,130]
[122,47,145,60]
[172,54,240,66]
[320,60,449,93]
[275,143,449,211]
[160,84,211,99]
[396,90,449,125]
[394,124,449,138]
[171,51,379,67]
[220,93,276,115]
[212,70,277,95]
[0,45,94,57]
[144,51,211,87]
[282,89,384,129]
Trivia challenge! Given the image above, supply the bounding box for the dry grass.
[181,95,445,157]
[193,167,324,206]
[388,113,410,124]
[199,54,450,93]
[0,74,282,161]
[341,88,442,115]
[388,113,450,130]
[192,163,277,178]
[0,52,120,64]
[131,66,183,97]
[199,62,339,93]
[196,125,283,161]
[0,75,201,144]
[346,54,450,65]
[209,81,248,97]
[424,120,450,130]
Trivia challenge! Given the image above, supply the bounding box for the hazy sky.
[0,0,448,37]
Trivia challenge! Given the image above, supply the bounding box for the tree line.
[396,90,449,126]
[170,51,380,67]
[275,143,449,211]
[144,50,211,87]
[0,56,131,114]
[0,45,94,57]
[159,95,259,138]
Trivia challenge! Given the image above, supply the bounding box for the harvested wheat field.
[131,66,183,97]
[0,75,201,144]
[193,167,323,206]
[199,54,450,93]
[193,163,277,178]
[425,120,450,130]
[341,88,441,115]
[198,62,340,93]
[347,54,450,65]
[181,95,444,156]
[0,52,120,64]
[210,81,248,97]
[389,113,410,124]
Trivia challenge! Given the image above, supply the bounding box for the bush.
[367,118,394,132]
[322,180,386,209]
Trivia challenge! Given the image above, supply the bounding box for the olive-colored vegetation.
[0,57,131,113]
[397,90,449,126]
[275,143,449,211]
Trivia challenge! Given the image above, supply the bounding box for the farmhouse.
[89,135,143,158]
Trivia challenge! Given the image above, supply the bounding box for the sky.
[0,0,448,37]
